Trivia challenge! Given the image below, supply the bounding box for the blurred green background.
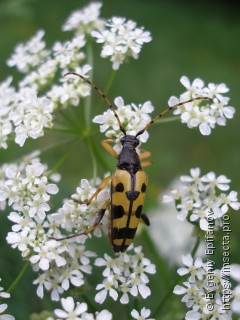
[0,0,239,319]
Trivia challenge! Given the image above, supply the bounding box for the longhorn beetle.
[60,72,211,253]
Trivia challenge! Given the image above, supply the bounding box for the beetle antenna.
[64,72,126,135]
[135,96,212,137]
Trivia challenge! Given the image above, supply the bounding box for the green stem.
[141,229,172,286]
[6,261,29,294]
[152,274,181,318]
[49,127,77,134]
[96,70,116,113]
[105,70,116,96]
[86,136,97,181]
[155,116,181,124]
[191,234,201,258]
[152,235,202,318]
[81,294,97,313]
[50,139,79,174]
[85,40,94,127]
[59,109,80,130]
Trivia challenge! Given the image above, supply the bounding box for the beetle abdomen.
[110,169,148,252]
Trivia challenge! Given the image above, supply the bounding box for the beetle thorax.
[117,135,141,173]
[120,135,139,148]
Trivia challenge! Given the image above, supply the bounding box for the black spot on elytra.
[141,183,147,193]
[136,205,143,218]
[126,191,140,201]
[115,182,124,192]
[112,227,137,239]
[112,205,125,219]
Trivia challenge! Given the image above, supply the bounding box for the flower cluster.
[0,153,95,300]
[0,278,15,320]
[2,31,91,148]
[163,168,240,231]
[93,96,154,152]
[7,30,49,73]
[50,176,110,240]
[0,152,59,222]
[62,2,104,35]
[169,76,235,135]
[174,254,235,319]
[48,296,112,320]
[0,78,54,148]
[1,2,152,149]
[1,151,157,317]
[94,246,156,304]
[92,16,152,70]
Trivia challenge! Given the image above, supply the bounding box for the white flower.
[95,254,121,277]
[92,16,151,70]
[131,307,154,320]
[163,168,239,232]
[174,259,233,319]
[119,283,131,304]
[33,272,52,299]
[62,2,104,34]
[128,273,151,299]
[54,297,87,319]
[220,190,240,213]
[0,155,97,302]
[10,92,54,147]
[172,76,235,135]
[60,267,84,290]
[52,35,86,70]
[93,109,119,133]
[0,77,15,149]
[173,281,201,307]
[180,76,204,96]
[47,65,91,108]
[7,30,49,73]
[0,77,15,108]
[93,96,154,147]
[204,82,229,100]
[95,276,118,304]
[177,254,205,282]
[19,58,58,89]
[94,246,155,305]
[51,296,112,320]
[201,172,230,191]
[0,279,15,320]
[180,167,204,190]
[30,243,55,271]
[6,229,35,255]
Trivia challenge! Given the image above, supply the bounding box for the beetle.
[60,72,210,252]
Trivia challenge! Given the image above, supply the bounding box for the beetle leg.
[72,175,112,206]
[141,161,153,167]
[56,199,110,241]
[139,149,151,160]
[141,212,150,226]
[101,139,119,159]
[84,198,110,235]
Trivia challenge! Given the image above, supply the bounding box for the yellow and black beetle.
[60,72,210,253]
